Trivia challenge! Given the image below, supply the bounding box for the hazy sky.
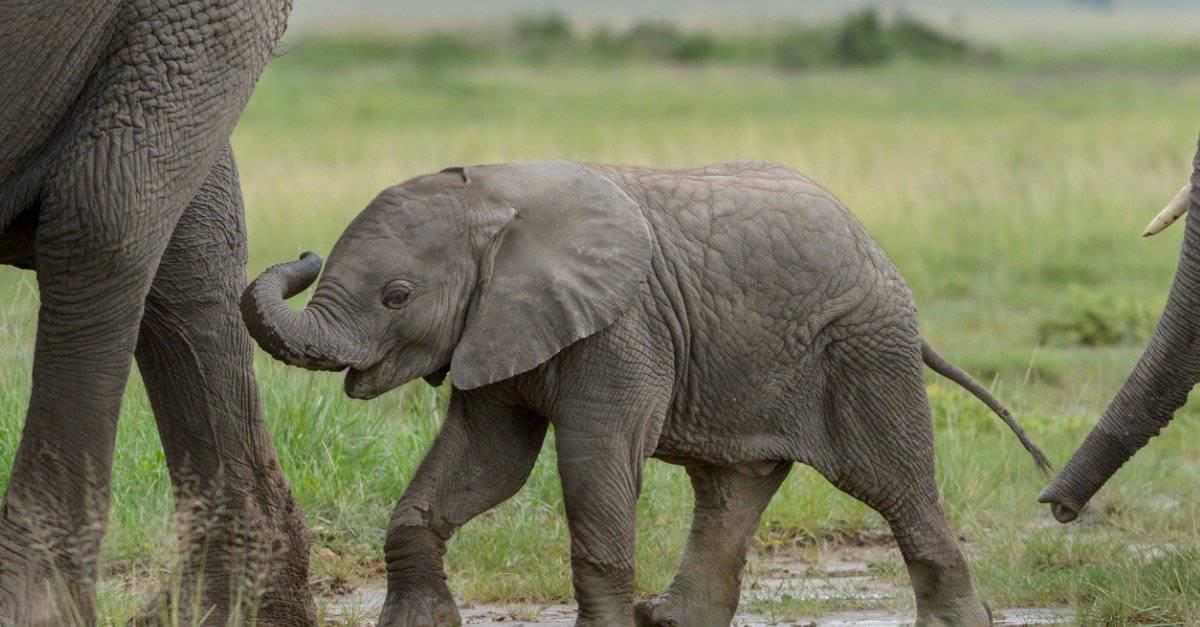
[287,0,1200,41]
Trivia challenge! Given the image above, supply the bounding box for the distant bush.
[833,9,893,66]
[770,26,826,70]
[410,33,477,68]
[512,12,574,62]
[602,21,719,63]
[513,12,573,45]
[773,9,993,70]
[588,25,621,59]
[1036,297,1153,347]
[668,31,719,63]
[893,14,969,60]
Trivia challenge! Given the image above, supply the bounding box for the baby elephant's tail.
[921,339,1053,477]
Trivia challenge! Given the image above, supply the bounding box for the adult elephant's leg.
[0,11,284,618]
[0,181,186,624]
[818,340,988,626]
[131,145,314,625]
[635,462,790,627]
[379,390,548,627]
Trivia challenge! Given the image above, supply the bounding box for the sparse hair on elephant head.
[241,161,653,398]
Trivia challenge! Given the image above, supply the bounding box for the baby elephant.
[243,160,1048,626]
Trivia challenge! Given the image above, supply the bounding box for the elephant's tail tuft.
[921,339,1053,477]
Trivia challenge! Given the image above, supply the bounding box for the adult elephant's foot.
[0,552,72,627]
[0,503,100,626]
[130,567,314,626]
[378,582,461,627]
[132,557,314,625]
[635,591,736,627]
[130,584,314,626]
[131,493,315,626]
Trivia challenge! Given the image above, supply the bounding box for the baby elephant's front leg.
[554,421,655,626]
[379,392,548,627]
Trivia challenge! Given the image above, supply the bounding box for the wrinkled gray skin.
[0,1,313,624]
[1040,135,1200,523]
[246,160,1049,627]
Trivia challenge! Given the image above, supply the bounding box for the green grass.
[4,34,1200,623]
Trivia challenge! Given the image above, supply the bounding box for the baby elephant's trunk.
[241,252,364,371]
[921,340,1053,477]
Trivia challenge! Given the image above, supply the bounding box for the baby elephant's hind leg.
[819,344,990,627]
[636,462,790,627]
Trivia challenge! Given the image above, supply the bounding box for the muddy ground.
[322,543,1074,626]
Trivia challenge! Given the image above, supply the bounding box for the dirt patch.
[321,543,1074,625]
[744,542,903,603]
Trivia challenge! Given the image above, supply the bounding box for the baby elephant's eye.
[382,280,411,310]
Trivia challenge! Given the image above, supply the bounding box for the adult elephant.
[1041,135,1200,523]
[0,1,312,624]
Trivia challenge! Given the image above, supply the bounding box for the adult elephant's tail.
[922,339,1053,477]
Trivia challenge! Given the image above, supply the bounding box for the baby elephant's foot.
[635,592,735,627]
[917,600,992,627]
[377,583,461,627]
[635,593,681,627]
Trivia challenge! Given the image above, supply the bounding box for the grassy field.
[3,34,1200,623]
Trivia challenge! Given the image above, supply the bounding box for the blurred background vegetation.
[4,1,1200,623]
[315,8,1000,70]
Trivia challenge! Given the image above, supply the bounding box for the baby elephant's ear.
[451,161,652,390]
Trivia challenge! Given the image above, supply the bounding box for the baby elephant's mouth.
[344,359,449,400]
[344,366,387,400]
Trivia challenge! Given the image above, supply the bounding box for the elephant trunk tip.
[1050,502,1080,524]
[281,251,324,299]
[1037,424,1145,526]
[1037,486,1080,524]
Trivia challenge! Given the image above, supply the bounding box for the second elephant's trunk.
[241,252,366,372]
[1040,135,1200,522]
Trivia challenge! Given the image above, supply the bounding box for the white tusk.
[1143,182,1192,237]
